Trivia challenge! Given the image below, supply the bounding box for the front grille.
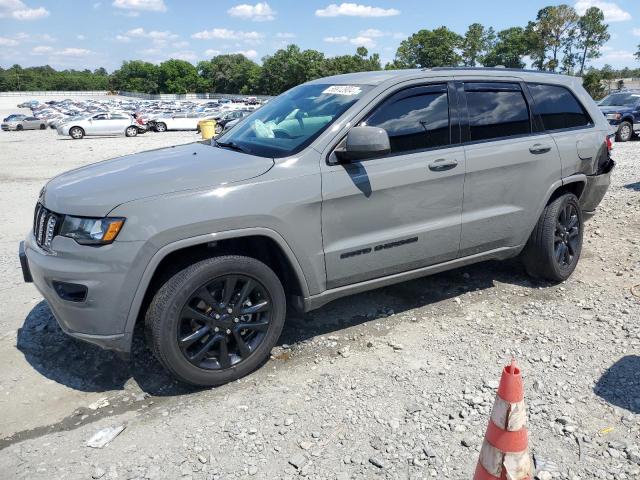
[34,203,61,250]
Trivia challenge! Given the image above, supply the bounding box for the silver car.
[21,68,614,386]
[57,112,139,139]
[2,116,47,131]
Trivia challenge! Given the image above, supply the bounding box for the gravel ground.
[0,96,638,480]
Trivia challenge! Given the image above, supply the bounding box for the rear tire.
[40,124,46,130]
[616,121,633,142]
[16,124,23,131]
[215,123,223,134]
[145,255,286,386]
[69,126,84,139]
[155,122,167,132]
[125,126,138,137]
[522,193,583,282]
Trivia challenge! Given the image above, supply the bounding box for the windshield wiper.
[215,140,250,154]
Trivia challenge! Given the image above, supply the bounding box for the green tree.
[581,69,605,99]
[482,27,529,68]
[532,5,579,71]
[462,23,495,66]
[198,54,261,94]
[394,27,463,68]
[257,44,326,95]
[324,47,381,75]
[576,7,610,75]
[635,44,640,62]
[110,60,160,93]
[158,59,199,94]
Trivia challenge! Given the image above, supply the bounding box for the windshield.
[216,83,371,158]
[599,92,640,107]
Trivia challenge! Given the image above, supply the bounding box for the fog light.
[52,281,87,302]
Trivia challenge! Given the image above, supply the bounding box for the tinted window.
[93,114,109,120]
[465,84,531,141]
[528,84,591,131]
[110,114,129,120]
[363,85,450,154]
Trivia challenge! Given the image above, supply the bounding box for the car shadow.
[279,259,541,346]
[17,259,544,397]
[624,181,640,192]
[594,355,640,414]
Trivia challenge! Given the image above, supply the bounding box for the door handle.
[529,144,552,155]
[428,158,458,172]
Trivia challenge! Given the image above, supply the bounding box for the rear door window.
[464,83,531,142]
[527,83,592,131]
[362,84,451,154]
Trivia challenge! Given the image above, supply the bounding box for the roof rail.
[429,67,562,75]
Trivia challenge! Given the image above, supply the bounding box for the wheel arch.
[550,176,586,203]
[123,228,310,344]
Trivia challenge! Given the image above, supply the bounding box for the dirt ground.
[0,96,638,480]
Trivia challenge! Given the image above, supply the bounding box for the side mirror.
[334,126,391,163]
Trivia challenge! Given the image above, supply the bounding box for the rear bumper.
[580,159,615,213]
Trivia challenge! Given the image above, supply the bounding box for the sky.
[0,0,638,72]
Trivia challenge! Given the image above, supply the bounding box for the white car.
[57,112,139,139]
[151,112,208,132]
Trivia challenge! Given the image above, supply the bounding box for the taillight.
[606,136,613,152]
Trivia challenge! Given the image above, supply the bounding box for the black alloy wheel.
[554,202,580,268]
[522,193,583,282]
[178,275,272,370]
[146,255,286,386]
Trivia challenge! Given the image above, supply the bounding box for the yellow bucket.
[200,120,216,140]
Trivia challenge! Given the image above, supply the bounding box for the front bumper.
[20,232,146,353]
[580,159,615,213]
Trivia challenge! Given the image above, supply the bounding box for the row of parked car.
[2,96,265,139]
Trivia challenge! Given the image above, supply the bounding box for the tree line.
[1,4,639,100]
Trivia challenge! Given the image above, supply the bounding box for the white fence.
[0,90,274,101]
[0,90,109,97]
[118,91,273,101]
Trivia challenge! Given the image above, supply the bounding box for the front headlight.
[606,113,621,120]
[59,216,125,245]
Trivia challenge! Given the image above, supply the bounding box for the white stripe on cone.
[490,397,527,431]
[478,441,532,479]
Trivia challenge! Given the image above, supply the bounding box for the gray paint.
[24,68,612,353]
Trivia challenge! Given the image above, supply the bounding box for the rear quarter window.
[528,83,592,131]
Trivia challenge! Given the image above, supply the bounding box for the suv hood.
[43,142,274,216]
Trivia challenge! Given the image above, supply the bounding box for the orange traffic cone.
[473,359,532,480]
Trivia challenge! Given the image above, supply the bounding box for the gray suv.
[19,68,614,386]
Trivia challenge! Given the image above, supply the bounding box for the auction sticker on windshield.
[322,85,362,96]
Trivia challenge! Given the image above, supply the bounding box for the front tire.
[522,193,583,282]
[145,256,286,386]
[125,126,138,137]
[40,124,46,130]
[616,121,633,142]
[69,126,84,139]
[215,123,223,135]
[16,124,23,131]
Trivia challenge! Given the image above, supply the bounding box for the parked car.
[3,113,27,123]
[20,68,614,386]
[149,112,207,132]
[598,90,640,142]
[17,100,39,108]
[56,112,140,139]
[2,116,47,131]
